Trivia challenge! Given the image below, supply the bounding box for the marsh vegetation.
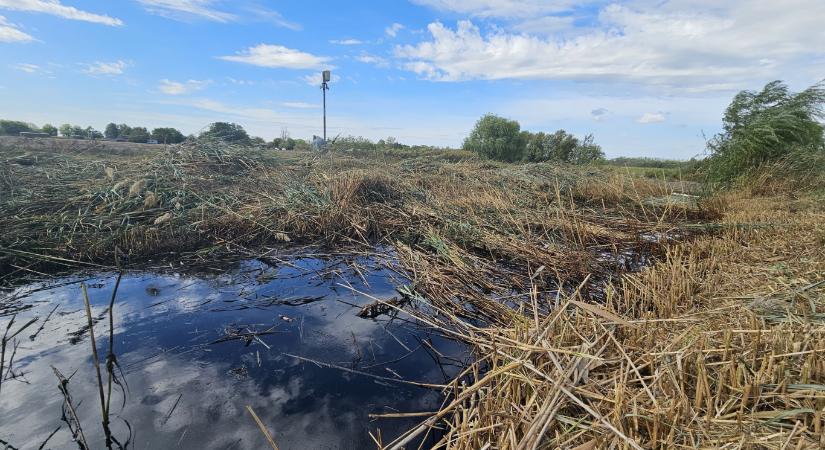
[1,80,823,449]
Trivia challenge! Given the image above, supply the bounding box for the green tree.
[104,123,119,139]
[568,134,605,164]
[59,124,73,137]
[85,126,103,139]
[151,127,185,144]
[199,122,250,144]
[128,127,150,143]
[41,123,57,136]
[523,130,585,163]
[116,124,132,139]
[463,114,525,162]
[0,120,36,136]
[705,80,825,183]
[250,136,266,146]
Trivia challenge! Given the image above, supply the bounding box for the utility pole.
[321,70,330,141]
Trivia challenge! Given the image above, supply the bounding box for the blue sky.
[1,0,823,159]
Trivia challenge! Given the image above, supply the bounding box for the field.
[1,139,824,448]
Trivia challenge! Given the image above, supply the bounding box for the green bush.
[464,114,604,164]
[463,114,525,162]
[200,122,250,144]
[0,120,36,136]
[702,80,825,184]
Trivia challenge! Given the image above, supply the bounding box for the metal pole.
[323,82,327,141]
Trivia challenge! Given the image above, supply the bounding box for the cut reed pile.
[386,192,825,449]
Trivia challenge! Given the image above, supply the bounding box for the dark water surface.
[0,255,467,449]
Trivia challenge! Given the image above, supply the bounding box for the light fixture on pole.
[321,70,330,141]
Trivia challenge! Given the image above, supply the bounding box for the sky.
[1,0,823,159]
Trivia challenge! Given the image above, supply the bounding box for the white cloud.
[241,4,301,30]
[138,1,300,28]
[158,79,210,95]
[385,22,404,37]
[280,102,319,109]
[219,44,330,70]
[412,0,579,18]
[14,63,41,73]
[355,53,389,68]
[637,112,666,124]
[0,0,122,26]
[137,0,235,22]
[226,77,255,85]
[330,39,364,45]
[0,16,34,42]
[396,1,825,91]
[83,60,128,76]
[513,15,576,34]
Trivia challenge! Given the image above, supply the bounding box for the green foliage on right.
[703,80,825,184]
[463,114,605,164]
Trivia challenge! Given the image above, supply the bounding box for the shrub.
[463,114,525,162]
[703,80,825,184]
[0,120,36,136]
[200,122,250,144]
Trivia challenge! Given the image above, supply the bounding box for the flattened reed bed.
[0,140,711,292]
[386,193,825,449]
[1,139,750,448]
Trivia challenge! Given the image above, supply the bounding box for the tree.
[151,127,185,144]
[41,123,57,136]
[0,120,35,136]
[104,123,119,139]
[249,136,266,146]
[127,127,150,143]
[524,132,549,162]
[568,134,605,164]
[523,130,580,162]
[116,124,132,139]
[85,126,103,140]
[200,122,250,144]
[463,114,525,162]
[59,124,73,137]
[703,80,825,183]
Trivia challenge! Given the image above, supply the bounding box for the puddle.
[0,255,468,449]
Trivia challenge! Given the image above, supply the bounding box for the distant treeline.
[606,157,698,170]
[0,119,189,144]
[462,114,605,164]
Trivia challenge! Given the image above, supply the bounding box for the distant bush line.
[462,114,605,164]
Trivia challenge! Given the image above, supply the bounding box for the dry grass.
[7,139,811,449]
[384,192,825,449]
[0,139,710,291]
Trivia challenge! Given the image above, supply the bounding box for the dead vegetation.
[379,190,825,449]
[4,139,820,449]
